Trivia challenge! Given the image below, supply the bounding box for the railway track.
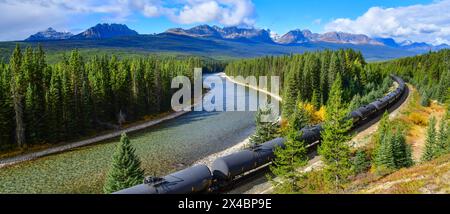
[115,75,408,195]
[226,85,410,194]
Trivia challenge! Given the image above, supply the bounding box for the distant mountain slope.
[23,24,449,53]
[25,28,73,41]
[71,23,138,39]
[166,25,273,43]
[0,32,419,62]
[376,38,450,53]
[277,29,382,45]
[19,24,448,60]
[276,29,309,44]
[164,25,449,53]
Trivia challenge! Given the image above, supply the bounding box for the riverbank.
[0,73,263,193]
[0,72,283,193]
[220,73,283,101]
[194,73,283,167]
[0,111,191,168]
[0,75,212,168]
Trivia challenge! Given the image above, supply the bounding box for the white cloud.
[162,0,255,26]
[0,0,133,41]
[173,1,222,24]
[324,0,450,45]
[0,0,256,41]
[0,0,69,41]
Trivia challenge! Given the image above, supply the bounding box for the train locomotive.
[114,75,406,194]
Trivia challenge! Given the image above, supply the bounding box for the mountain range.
[26,24,138,41]
[0,23,443,62]
[25,27,73,41]
[166,25,274,43]
[25,23,449,54]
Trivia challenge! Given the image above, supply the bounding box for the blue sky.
[0,0,448,44]
[254,0,435,34]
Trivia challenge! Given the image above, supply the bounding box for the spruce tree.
[104,133,144,194]
[392,130,414,168]
[250,107,280,146]
[374,130,396,171]
[373,113,413,172]
[352,150,370,175]
[328,52,340,90]
[10,44,26,148]
[318,74,353,191]
[271,125,308,193]
[288,100,311,132]
[0,62,14,145]
[320,52,330,105]
[422,116,437,162]
[282,70,299,118]
[421,91,430,107]
[436,118,449,155]
[47,69,63,142]
[311,90,320,110]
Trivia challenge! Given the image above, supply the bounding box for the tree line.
[374,49,449,105]
[232,50,389,192]
[0,45,222,150]
[225,49,387,119]
[238,49,449,193]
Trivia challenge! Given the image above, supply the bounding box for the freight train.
[114,75,406,194]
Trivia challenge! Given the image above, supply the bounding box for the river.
[0,73,260,193]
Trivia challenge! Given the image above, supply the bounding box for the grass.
[346,86,449,194]
[359,154,450,194]
[396,87,446,160]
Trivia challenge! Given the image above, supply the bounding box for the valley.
[1,23,446,62]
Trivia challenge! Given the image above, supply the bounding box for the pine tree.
[271,125,308,193]
[352,150,370,175]
[373,113,413,172]
[288,101,311,132]
[0,62,14,145]
[25,83,37,143]
[392,130,414,168]
[104,133,145,194]
[328,52,341,90]
[422,116,437,162]
[436,118,449,155]
[282,70,298,118]
[36,45,48,142]
[348,94,362,112]
[318,74,353,191]
[375,130,396,170]
[250,107,280,146]
[421,91,430,107]
[320,52,330,105]
[47,69,63,142]
[373,113,396,171]
[311,90,320,110]
[68,50,85,135]
[10,44,26,148]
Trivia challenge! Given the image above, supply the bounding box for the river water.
[0,73,260,193]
